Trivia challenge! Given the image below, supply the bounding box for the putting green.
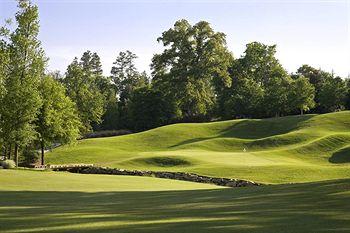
[47,111,350,184]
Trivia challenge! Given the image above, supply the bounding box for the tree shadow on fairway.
[169,115,315,149]
[0,179,349,233]
[329,146,350,163]
[218,115,315,139]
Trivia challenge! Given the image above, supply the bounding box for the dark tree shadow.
[329,146,350,163]
[169,115,315,149]
[0,178,349,233]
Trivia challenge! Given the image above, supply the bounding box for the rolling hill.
[47,111,350,184]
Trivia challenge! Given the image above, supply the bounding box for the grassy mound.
[47,111,350,184]
[0,170,349,233]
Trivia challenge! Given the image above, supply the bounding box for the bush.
[0,160,16,169]
[83,129,132,139]
[20,148,39,167]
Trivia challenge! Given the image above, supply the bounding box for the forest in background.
[1,0,349,166]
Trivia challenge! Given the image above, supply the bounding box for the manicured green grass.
[1,170,349,233]
[0,169,218,191]
[47,111,350,184]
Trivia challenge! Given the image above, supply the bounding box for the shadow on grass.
[169,115,315,149]
[219,115,315,139]
[135,156,193,167]
[329,146,350,163]
[0,178,349,233]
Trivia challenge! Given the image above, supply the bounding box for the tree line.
[1,1,349,166]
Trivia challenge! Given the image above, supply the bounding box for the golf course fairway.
[0,170,349,233]
[47,111,350,184]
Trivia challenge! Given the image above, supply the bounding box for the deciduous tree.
[111,51,148,103]
[110,51,148,128]
[239,42,286,87]
[36,75,81,165]
[296,65,333,112]
[289,76,315,115]
[221,75,264,119]
[64,56,105,134]
[345,78,350,110]
[128,86,177,131]
[0,0,45,166]
[151,19,232,121]
[318,77,347,112]
[219,42,290,118]
[264,77,291,117]
[0,22,10,156]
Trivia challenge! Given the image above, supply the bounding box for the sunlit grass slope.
[1,170,349,233]
[47,111,350,184]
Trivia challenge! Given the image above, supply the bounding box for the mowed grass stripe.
[0,170,349,233]
[0,169,220,192]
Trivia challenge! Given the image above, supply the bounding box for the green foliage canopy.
[152,19,233,121]
[37,75,81,165]
[0,0,46,165]
[64,54,106,134]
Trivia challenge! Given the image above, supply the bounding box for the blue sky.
[1,0,349,77]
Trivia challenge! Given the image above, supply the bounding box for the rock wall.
[51,165,262,188]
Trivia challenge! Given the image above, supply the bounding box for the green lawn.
[1,170,349,233]
[47,111,350,184]
[0,169,219,192]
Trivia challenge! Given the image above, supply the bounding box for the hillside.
[47,111,350,184]
[1,170,349,233]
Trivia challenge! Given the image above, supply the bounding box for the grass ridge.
[47,111,350,184]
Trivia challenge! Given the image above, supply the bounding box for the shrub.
[0,160,16,169]
[83,129,132,139]
[20,148,39,167]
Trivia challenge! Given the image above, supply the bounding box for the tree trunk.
[3,146,7,159]
[300,108,304,115]
[7,144,12,160]
[41,140,45,166]
[14,144,18,167]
